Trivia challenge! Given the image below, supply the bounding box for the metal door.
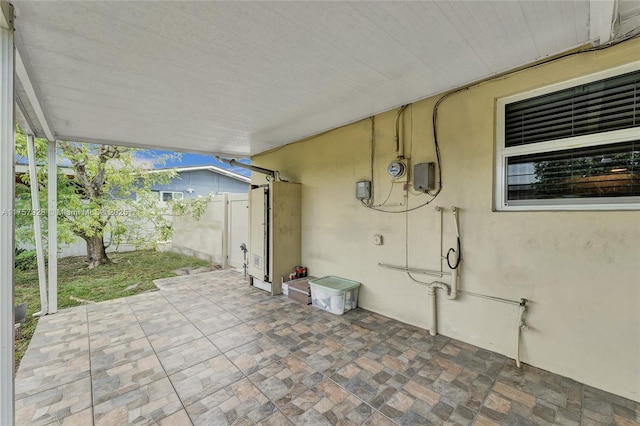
[249,186,268,280]
[227,194,249,269]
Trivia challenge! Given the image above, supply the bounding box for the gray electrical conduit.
[215,156,279,180]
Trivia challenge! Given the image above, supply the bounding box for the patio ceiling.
[9,1,634,156]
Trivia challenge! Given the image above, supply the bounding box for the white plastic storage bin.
[309,276,360,315]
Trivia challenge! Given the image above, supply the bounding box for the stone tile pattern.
[15,269,640,425]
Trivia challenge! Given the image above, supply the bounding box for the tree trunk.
[86,235,111,269]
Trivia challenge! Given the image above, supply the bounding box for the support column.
[0,2,15,424]
[48,141,57,313]
[27,135,48,315]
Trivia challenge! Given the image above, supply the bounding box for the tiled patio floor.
[15,270,640,425]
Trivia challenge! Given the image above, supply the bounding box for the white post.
[0,2,15,424]
[47,141,57,313]
[27,135,49,315]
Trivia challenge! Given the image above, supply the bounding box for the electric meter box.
[355,180,371,200]
[414,162,435,192]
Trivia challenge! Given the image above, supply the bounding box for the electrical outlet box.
[356,180,371,200]
[414,162,435,192]
[372,234,383,245]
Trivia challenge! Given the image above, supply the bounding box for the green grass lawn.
[14,250,211,368]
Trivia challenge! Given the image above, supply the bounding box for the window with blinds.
[496,64,640,210]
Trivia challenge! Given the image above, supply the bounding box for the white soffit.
[12,1,598,156]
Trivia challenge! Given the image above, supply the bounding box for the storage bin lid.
[309,276,360,292]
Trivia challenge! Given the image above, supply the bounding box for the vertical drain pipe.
[449,268,458,299]
[428,285,438,336]
[515,298,528,368]
[427,270,459,336]
[428,207,461,336]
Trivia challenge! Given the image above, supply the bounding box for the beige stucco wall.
[252,38,640,401]
[170,196,226,264]
[170,194,249,267]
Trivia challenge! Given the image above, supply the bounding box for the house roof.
[15,162,250,184]
[153,165,251,184]
[11,1,640,156]
[14,163,74,177]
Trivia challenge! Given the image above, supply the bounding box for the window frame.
[159,191,184,202]
[495,61,640,211]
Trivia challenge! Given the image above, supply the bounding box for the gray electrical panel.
[356,180,371,200]
[414,162,435,192]
[249,181,301,295]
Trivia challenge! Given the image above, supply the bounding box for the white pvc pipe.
[428,207,461,335]
[452,206,460,238]
[515,300,528,368]
[379,263,451,277]
[429,287,438,336]
[447,267,458,300]
[448,207,460,300]
[27,134,48,316]
[428,281,450,335]
[424,206,527,366]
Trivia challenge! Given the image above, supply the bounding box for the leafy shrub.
[15,248,38,271]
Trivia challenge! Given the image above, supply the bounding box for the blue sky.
[138,150,251,177]
[16,148,252,178]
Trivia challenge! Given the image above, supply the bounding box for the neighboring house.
[15,162,250,202]
[14,162,74,183]
[150,165,250,203]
